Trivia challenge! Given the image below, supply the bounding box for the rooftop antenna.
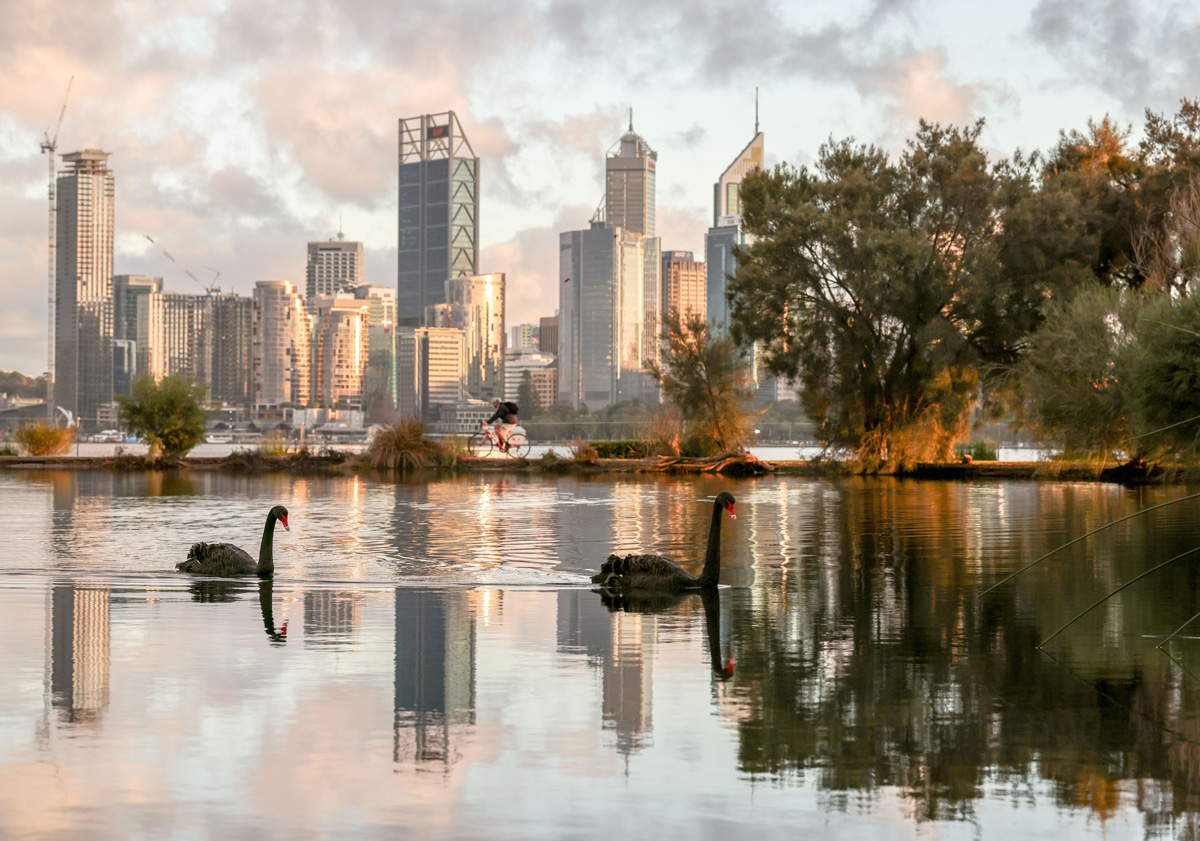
[337,213,344,241]
[755,87,760,134]
[629,107,633,132]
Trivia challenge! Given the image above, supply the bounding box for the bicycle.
[468,424,531,458]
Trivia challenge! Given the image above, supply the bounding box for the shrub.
[367,417,443,471]
[570,437,599,465]
[15,422,75,456]
[0,443,17,456]
[116,373,208,462]
[592,440,651,459]
[257,431,291,456]
[955,440,998,462]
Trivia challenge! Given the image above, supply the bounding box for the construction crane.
[41,76,73,421]
[144,235,221,294]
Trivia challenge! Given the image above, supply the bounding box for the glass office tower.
[397,112,479,327]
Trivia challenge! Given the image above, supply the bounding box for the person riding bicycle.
[484,398,519,450]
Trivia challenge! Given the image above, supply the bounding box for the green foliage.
[516,370,539,416]
[955,440,998,461]
[0,443,16,456]
[733,121,1009,467]
[1127,292,1200,459]
[115,374,208,462]
[645,311,755,456]
[366,417,443,471]
[0,371,45,399]
[591,440,651,459]
[1015,284,1139,458]
[15,422,74,456]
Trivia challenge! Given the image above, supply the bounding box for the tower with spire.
[558,112,663,410]
[306,223,364,300]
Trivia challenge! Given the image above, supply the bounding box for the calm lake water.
[3,470,1200,839]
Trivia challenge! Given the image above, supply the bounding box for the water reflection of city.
[29,473,1200,830]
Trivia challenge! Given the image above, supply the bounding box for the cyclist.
[483,398,519,451]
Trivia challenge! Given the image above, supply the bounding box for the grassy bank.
[0,449,1192,485]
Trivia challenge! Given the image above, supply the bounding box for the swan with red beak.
[177,505,290,577]
[592,492,736,591]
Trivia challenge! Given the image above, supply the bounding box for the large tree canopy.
[732,121,1058,466]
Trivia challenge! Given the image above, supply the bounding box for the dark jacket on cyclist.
[487,401,519,425]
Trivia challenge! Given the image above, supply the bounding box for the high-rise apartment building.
[139,291,206,383]
[661,251,706,323]
[306,233,364,300]
[112,274,161,394]
[55,150,115,425]
[427,273,505,401]
[309,295,369,409]
[206,293,254,408]
[706,128,763,336]
[509,323,538,351]
[354,284,398,417]
[539,315,559,357]
[252,281,311,409]
[397,112,479,327]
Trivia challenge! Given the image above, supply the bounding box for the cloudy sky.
[1,0,1198,376]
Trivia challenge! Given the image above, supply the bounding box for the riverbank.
[0,450,1187,483]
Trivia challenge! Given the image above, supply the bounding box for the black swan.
[591,492,735,590]
[177,505,290,577]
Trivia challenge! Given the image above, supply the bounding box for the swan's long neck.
[697,499,724,588]
[256,513,277,576]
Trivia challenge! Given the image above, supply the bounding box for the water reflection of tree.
[720,480,1200,826]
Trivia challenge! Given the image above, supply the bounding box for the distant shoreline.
[0,452,1177,484]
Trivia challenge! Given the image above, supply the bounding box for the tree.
[732,121,1023,467]
[1014,284,1140,458]
[1127,291,1200,460]
[645,311,754,454]
[116,373,209,462]
[516,370,539,417]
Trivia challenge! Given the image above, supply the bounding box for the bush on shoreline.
[15,422,74,456]
[366,418,444,471]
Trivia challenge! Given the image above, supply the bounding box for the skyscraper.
[55,150,115,425]
[306,232,364,300]
[559,120,661,410]
[558,223,649,410]
[397,112,479,327]
[706,128,763,336]
[355,284,399,419]
[427,273,505,400]
[112,274,160,395]
[395,327,466,420]
[661,251,706,323]
[538,315,559,357]
[205,292,254,408]
[252,281,311,409]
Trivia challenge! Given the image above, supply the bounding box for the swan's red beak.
[727,504,736,520]
[725,656,735,676]
[281,515,290,531]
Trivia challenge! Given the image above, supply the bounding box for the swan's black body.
[177,505,290,577]
[592,492,735,591]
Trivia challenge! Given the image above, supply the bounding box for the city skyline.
[1,0,1198,377]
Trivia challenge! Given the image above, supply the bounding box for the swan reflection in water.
[596,587,734,681]
[186,579,288,645]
